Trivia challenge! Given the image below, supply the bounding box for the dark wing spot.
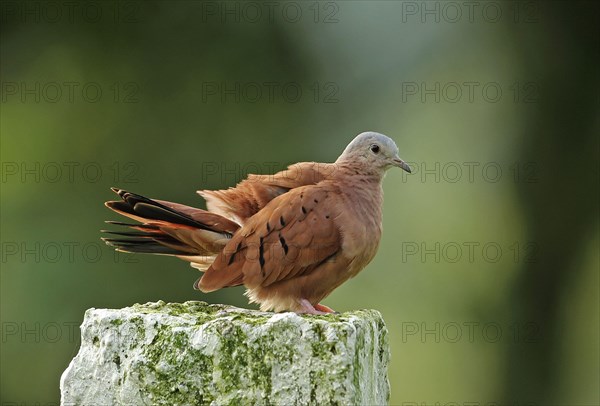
[314,199,318,203]
[279,234,289,255]
[301,206,307,214]
[280,216,285,227]
[259,237,265,276]
[325,215,330,219]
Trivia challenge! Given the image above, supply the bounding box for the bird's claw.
[297,300,338,315]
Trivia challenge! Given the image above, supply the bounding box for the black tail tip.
[111,187,131,199]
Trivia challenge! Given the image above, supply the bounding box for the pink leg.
[314,303,337,313]
[297,299,329,315]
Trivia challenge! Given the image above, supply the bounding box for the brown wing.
[196,184,341,292]
[197,162,336,225]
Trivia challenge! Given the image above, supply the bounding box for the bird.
[102,131,411,314]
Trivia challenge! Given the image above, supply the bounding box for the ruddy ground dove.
[103,132,411,314]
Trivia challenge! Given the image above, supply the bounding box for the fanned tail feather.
[103,188,241,276]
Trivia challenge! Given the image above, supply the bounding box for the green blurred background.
[1,1,598,405]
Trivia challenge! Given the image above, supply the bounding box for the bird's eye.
[370,144,380,154]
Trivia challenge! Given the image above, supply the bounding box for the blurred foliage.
[1,1,598,405]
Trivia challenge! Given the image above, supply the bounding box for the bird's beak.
[392,156,412,173]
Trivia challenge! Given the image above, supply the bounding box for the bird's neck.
[332,161,385,216]
[333,160,385,185]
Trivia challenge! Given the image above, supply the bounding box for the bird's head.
[336,131,411,174]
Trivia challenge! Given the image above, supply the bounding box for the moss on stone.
[61,301,390,406]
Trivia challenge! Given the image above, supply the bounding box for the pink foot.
[314,303,337,313]
[297,299,329,315]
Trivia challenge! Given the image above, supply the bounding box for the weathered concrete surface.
[60,301,390,405]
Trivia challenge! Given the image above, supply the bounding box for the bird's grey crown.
[338,131,399,160]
